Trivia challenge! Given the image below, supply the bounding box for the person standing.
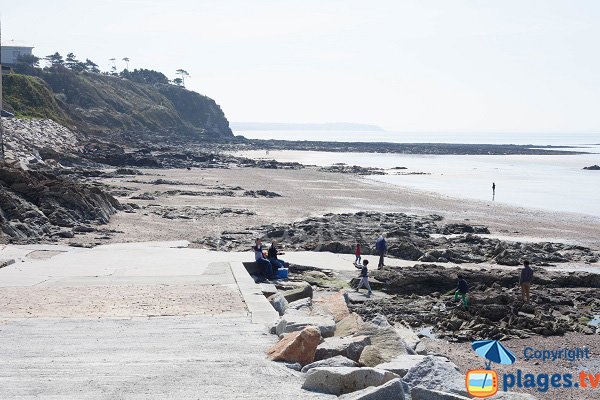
[454,274,470,309]
[492,182,496,200]
[519,260,534,303]
[354,242,361,265]
[253,238,274,280]
[375,234,387,268]
[355,259,372,296]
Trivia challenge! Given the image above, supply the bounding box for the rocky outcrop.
[583,165,600,170]
[0,166,120,242]
[314,335,371,362]
[338,378,406,399]
[275,310,336,338]
[355,315,412,367]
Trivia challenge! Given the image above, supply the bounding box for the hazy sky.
[2,0,599,132]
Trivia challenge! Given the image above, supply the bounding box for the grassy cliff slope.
[2,68,232,139]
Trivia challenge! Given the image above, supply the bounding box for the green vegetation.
[3,58,232,139]
[1,74,72,126]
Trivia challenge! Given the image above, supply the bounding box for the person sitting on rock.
[520,260,534,304]
[354,242,362,266]
[267,240,286,274]
[454,274,470,309]
[355,259,373,296]
[253,238,274,280]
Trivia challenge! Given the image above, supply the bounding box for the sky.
[1,0,599,133]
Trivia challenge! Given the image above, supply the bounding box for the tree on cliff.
[176,69,190,87]
[120,68,170,85]
[45,52,64,67]
[172,77,183,86]
[85,59,100,73]
[122,57,130,70]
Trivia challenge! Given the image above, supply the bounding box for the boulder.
[315,335,371,362]
[375,355,433,377]
[335,313,364,337]
[338,378,406,399]
[301,355,358,373]
[276,310,336,338]
[313,291,350,322]
[302,367,399,395]
[411,386,470,400]
[355,315,412,367]
[282,282,313,303]
[266,326,321,366]
[287,297,312,311]
[403,356,468,397]
[268,292,288,316]
[394,322,421,350]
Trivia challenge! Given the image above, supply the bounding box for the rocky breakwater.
[200,211,599,266]
[0,165,120,242]
[264,282,530,399]
[1,117,81,166]
[349,264,600,342]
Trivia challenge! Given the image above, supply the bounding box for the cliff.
[1,68,233,140]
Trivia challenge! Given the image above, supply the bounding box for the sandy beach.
[82,166,600,251]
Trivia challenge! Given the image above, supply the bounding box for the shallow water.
[233,147,600,217]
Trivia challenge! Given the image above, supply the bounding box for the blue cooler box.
[276,268,289,279]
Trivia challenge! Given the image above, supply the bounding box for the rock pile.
[0,166,120,242]
[350,264,600,341]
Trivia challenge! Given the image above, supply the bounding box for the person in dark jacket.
[375,235,387,268]
[253,238,274,280]
[267,240,286,274]
[355,259,372,296]
[520,260,534,303]
[454,274,470,309]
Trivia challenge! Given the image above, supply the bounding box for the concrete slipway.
[0,241,335,399]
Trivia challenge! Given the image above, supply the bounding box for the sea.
[232,130,600,217]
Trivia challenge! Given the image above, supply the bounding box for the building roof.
[0,40,34,49]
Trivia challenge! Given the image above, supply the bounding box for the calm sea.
[233,130,600,217]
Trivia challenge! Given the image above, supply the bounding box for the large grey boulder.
[375,355,441,377]
[282,282,313,303]
[276,310,336,338]
[302,367,399,395]
[268,292,288,316]
[287,297,312,311]
[411,386,470,400]
[355,315,412,366]
[394,322,420,350]
[338,378,405,399]
[301,355,358,373]
[335,312,363,337]
[315,335,371,362]
[403,356,468,397]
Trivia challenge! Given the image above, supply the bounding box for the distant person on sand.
[376,235,387,268]
[267,240,286,273]
[253,238,274,280]
[454,274,470,309]
[354,242,361,265]
[492,182,496,200]
[355,259,372,296]
[520,260,534,304]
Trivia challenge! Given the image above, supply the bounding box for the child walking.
[354,242,361,265]
[355,259,372,296]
